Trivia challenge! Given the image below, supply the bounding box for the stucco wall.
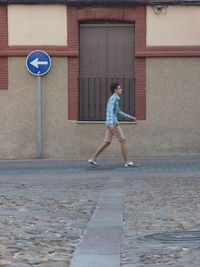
[49,57,200,158]
[144,57,200,155]
[147,6,200,46]
[75,57,200,158]
[8,5,67,45]
[0,57,200,159]
[0,57,36,159]
[0,57,70,159]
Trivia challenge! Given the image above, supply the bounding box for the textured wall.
[72,57,200,158]
[147,6,200,46]
[0,57,36,159]
[0,57,200,159]
[144,57,200,155]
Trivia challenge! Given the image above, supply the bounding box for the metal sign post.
[26,50,51,159]
[36,75,42,159]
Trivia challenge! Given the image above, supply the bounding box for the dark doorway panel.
[79,22,135,121]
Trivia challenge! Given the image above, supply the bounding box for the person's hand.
[131,117,137,121]
[108,125,115,131]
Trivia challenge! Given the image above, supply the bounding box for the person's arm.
[118,109,137,121]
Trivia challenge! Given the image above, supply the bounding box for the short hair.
[110,83,120,94]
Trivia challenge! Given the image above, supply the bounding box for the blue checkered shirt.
[105,93,132,126]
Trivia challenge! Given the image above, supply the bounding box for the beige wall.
[0,58,37,159]
[144,57,200,155]
[147,6,200,46]
[7,5,200,46]
[8,5,67,45]
[1,5,200,159]
[0,57,200,159]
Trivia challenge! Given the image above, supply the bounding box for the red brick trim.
[0,47,78,57]
[0,6,8,90]
[0,5,8,49]
[0,57,8,90]
[135,57,146,119]
[68,57,79,119]
[1,43,200,58]
[67,5,146,120]
[1,45,199,58]
[137,46,200,57]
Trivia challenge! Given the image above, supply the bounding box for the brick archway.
[67,5,146,120]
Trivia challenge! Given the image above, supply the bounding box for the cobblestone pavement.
[0,166,108,266]
[0,156,200,266]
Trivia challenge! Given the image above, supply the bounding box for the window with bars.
[79,22,135,121]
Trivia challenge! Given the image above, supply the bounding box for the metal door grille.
[79,77,134,121]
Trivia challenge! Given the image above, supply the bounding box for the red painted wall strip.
[0,6,8,90]
[0,49,78,57]
[137,46,200,57]
[0,57,8,90]
[0,5,8,48]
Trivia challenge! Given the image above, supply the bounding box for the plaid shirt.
[105,93,132,126]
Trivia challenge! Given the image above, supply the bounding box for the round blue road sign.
[26,50,51,76]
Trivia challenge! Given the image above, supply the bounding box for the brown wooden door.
[79,22,135,121]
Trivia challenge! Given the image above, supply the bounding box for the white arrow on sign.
[30,58,48,69]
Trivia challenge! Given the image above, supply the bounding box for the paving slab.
[70,173,124,267]
[70,255,120,267]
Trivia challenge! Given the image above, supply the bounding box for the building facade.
[0,0,200,159]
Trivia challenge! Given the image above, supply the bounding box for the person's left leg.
[120,139,128,163]
[113,126,128,163]
[114,126,135,166]
[90,141,110,161]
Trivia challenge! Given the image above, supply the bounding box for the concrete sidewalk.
[0,155,199,174]
[0,156,199,266]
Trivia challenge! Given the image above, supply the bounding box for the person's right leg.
[119,139,137,167]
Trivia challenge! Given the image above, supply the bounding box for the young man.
[88,82,137,167]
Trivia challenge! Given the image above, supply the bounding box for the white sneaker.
[88,159,97,167]
[125,161,138,167]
